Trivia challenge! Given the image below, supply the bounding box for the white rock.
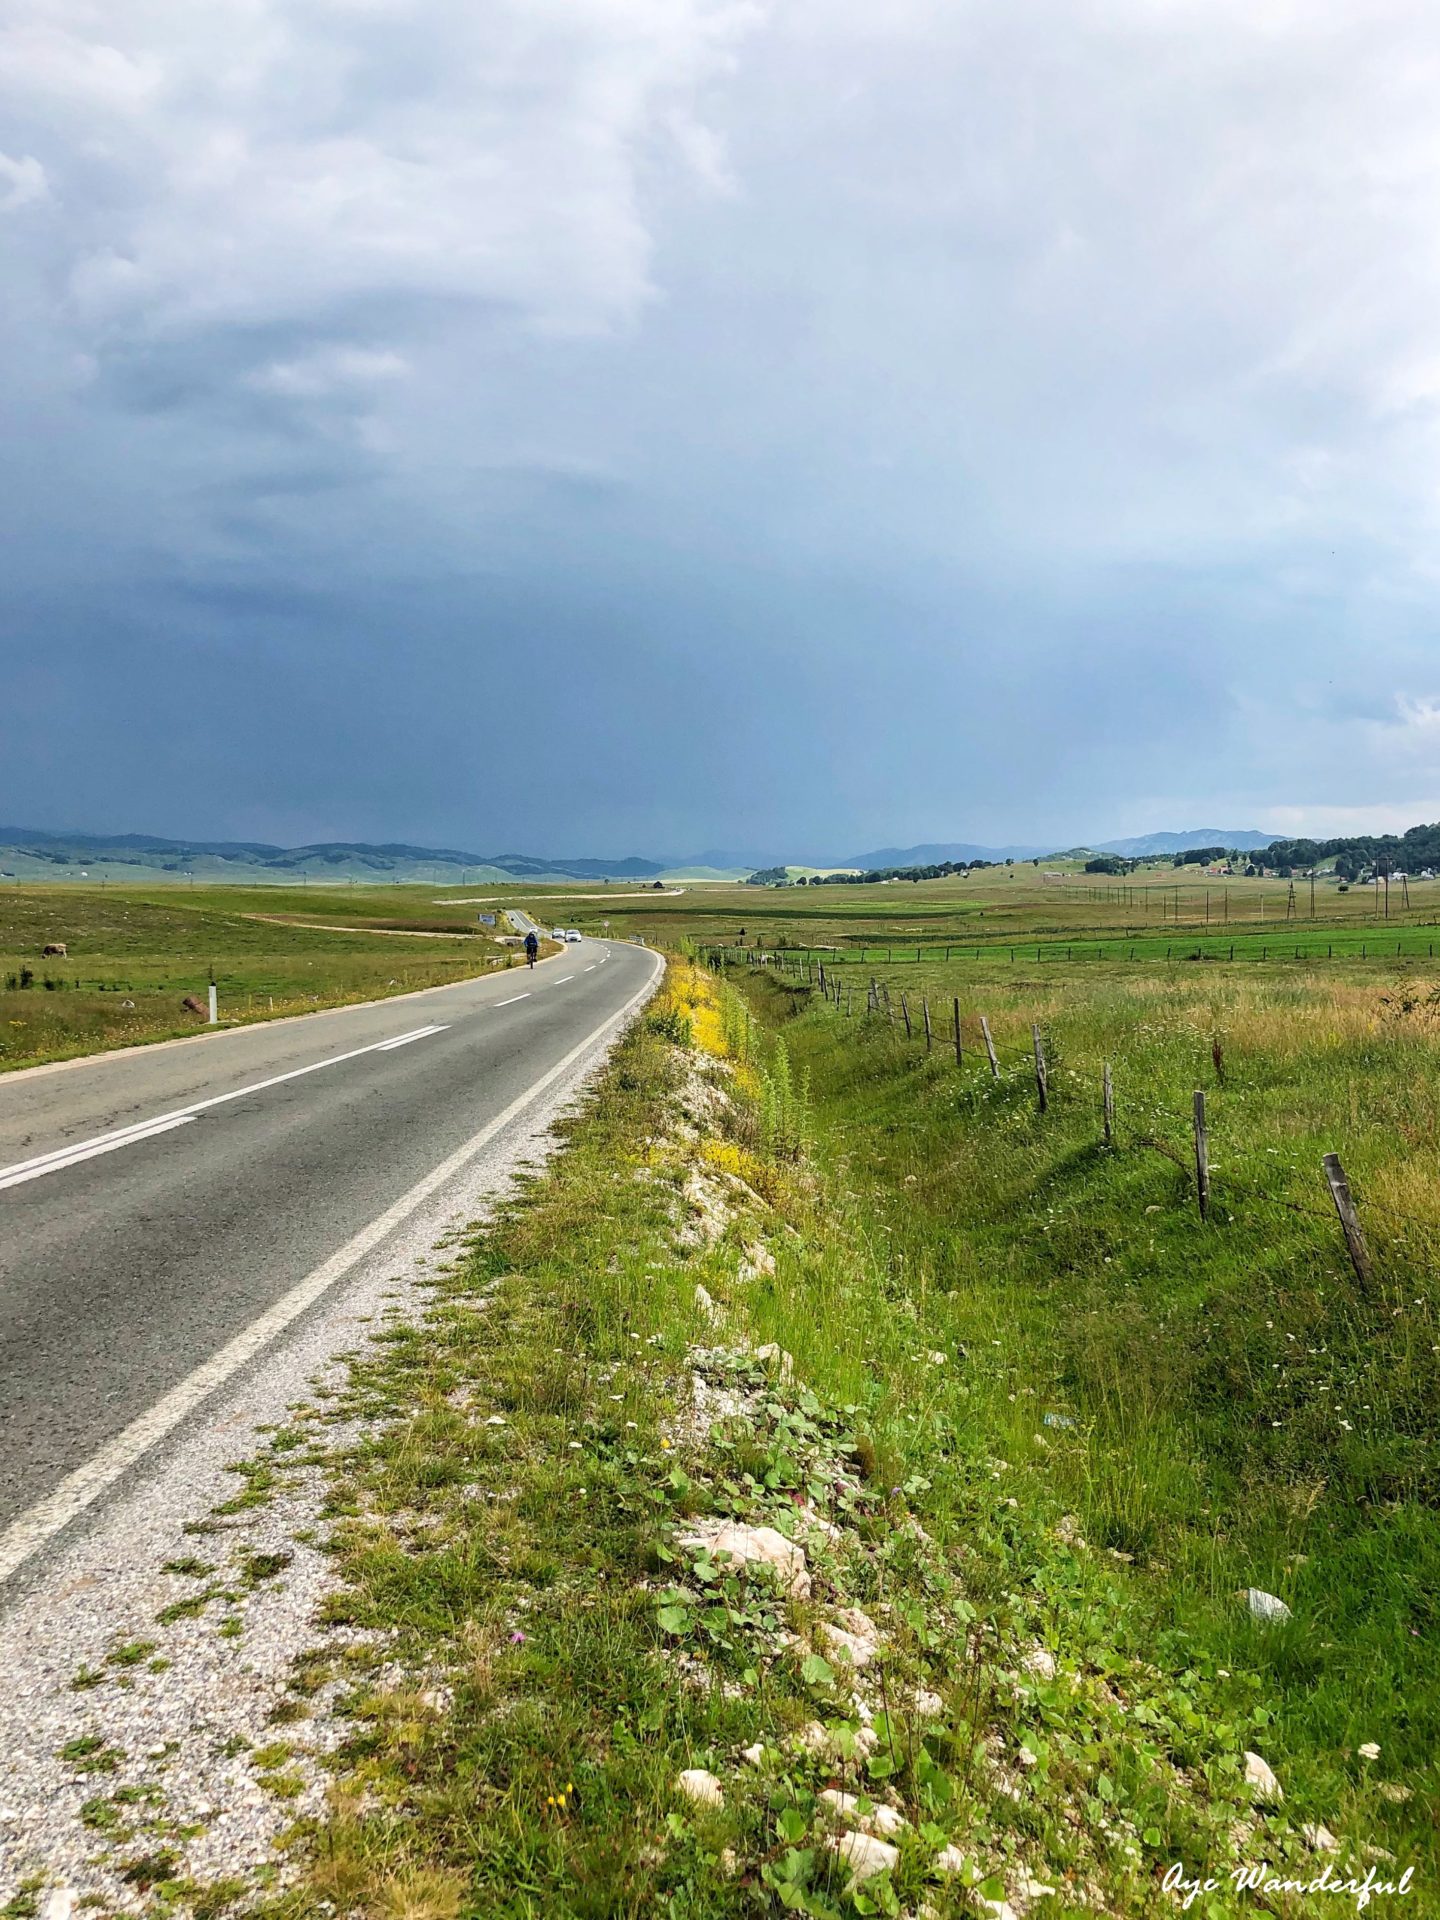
[914,1688,945,1718]
[1012,1870,1056,1907]
[1246,1587,1293,1624]
[694,1284,721,1324]
[820,1607,880,1669]
[38,1892,75,1920]
[676,1767,725,1810]
[818,1789,906,1838]
[718,1847,739,1877]
[741,1741,766,1766]
[484,1415,507,1427]
[1378,1782,1412,1804]
[829,1830,899,1885]
[753,1341,795,1380]
[934,1844,966,1874]
[1303,1823,1340,1852]
[1244,1751,1284,1803]
[679,1520,811,1598]
[1019,1644,1056,1681]
[739,1241,776,1280]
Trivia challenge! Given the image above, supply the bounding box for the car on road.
[564,929,582,943]
[551,927,566,940]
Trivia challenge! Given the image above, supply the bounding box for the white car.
[565,928,582,942]
[551,928,566,940]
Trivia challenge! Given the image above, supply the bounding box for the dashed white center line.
[583,964,595,972]
[1,1022,456,1192]
[375,1024,448,1051]
[555,975,573,983]
[0,1115,196,1192]
[494,993,530,1007]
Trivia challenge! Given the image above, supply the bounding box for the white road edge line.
[0,1025,448,1188]
[0,948,664,1588]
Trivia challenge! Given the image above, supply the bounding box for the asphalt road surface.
[0,937,660,1580]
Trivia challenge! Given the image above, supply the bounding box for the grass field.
[0,885,531,1072]
[21,864,1435,1910]
[229,957,1435,1918]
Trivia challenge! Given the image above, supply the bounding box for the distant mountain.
[1087,829,1271,858]
[846,830,1271,867]
[0,826,668,884]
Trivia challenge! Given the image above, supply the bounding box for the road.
[0,937,660,1585]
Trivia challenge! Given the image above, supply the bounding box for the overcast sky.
[5,0,1440,859]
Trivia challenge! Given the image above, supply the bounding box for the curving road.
[0,936,660,1586]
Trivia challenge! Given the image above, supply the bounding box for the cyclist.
[524,929,539,968]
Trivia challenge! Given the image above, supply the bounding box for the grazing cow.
[42,942,67,957]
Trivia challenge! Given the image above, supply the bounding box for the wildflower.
[661,1437,672,1450]
[510,1630,527,1645]
[1358,1742,1381,1761]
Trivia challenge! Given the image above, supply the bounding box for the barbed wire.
[709,948,1440,1245]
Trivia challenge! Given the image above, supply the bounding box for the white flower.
[1358,1742,1381,1760]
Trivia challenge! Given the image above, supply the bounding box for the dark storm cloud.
[5,0,1440,855]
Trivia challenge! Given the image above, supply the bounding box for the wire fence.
[704,945,1440,1284]
[704,930,1440,970]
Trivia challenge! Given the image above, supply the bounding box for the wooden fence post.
[901,993,912,1038]
[1032,1024,1048,1112]
[953,997,962,1067]
[1103,1061,1114,1146]
[1193,1090,1209,1220]
[981,1017,1000,1078]
[923,997,932,1050]
[1323,1153,1373,1288]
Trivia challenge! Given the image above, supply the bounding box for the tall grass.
[719,958,1440,1869]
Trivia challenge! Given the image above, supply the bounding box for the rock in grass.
[818,1788,906,1838]
[694,1283,721,1324]
[753,1341,795,1380]
[676,1767,725,1810]
[679,1520,811,1598]
[1245,1587,1292,1624]
[1019,1644,1057,1681]
[1244,1751,1284,1803]
[828,1829,899,1885]
[1303,1823,1340,1852]
[821,1605,880,1668]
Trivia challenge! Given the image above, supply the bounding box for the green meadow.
[0,884,525,1071]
